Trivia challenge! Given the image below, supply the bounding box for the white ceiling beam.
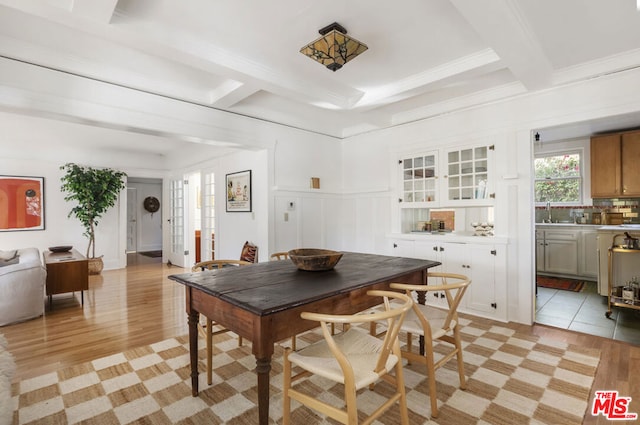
[209,80,260,109]
[155,32,365,111]
[0,1,363,111]
[450,0,554,91]
[71,0,118,24]
[353,49,503,111]
[391,81,526,126]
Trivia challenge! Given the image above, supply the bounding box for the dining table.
[169,251,440,424]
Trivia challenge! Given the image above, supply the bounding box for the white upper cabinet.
[444,145,492,205]
[398,144,494,208]
[399,151,439,207]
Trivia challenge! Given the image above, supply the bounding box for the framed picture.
[0,175,45,231]
[226,170,252,212]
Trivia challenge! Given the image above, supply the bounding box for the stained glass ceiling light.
[300,22,368,72]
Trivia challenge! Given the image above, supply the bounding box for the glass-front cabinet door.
[400,151,438,206]
[445,145,492,204]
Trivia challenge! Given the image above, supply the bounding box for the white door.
[126,188,137,252]
[166,177,188,268]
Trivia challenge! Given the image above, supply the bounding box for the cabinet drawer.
[544,230,577,241]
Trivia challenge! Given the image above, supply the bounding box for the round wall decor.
[143,196,160,213]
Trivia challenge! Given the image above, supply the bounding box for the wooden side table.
[43,249,89,309]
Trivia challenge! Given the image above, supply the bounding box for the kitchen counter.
[596,224,640,231]
[389,232,507,245]
[535,222,601,227]
[537,223,640,230]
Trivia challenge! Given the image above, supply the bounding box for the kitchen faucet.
[544,201,553,223]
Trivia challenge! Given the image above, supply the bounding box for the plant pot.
[88,256,104,275]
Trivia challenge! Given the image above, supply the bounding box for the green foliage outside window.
[534,153,581,203]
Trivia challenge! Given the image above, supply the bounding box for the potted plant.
[60,163,127,274]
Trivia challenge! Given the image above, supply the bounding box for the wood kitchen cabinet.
[591,130,640,198]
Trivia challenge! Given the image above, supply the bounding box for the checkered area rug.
[10,316,600,425]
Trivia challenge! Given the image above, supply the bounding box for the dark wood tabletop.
[169,251,440,424]
[170,251,438,314]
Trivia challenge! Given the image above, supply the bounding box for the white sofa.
[0,248,46,326]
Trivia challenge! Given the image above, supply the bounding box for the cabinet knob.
[393,243,398,248]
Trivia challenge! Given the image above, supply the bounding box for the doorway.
[532,131,640,344]
[126,177,163,266]
[192,171,216,264]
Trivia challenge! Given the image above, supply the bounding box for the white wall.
[215,150,269,261]
[0,158,124,269]
[269,134,344,254]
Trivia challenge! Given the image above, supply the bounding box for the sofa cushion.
[0,256,19,268]
[0,251,17,261]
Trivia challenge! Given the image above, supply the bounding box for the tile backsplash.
[535,199,640,224]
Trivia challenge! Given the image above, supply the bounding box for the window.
[534,151,582,204]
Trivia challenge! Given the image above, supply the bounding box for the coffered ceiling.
[1,0,640,151]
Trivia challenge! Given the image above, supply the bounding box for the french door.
[166,176,188,267]
[201,171,216,261]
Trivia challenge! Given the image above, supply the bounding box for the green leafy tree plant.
[60,163,127,260]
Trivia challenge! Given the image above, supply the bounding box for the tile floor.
[536,279,640,345]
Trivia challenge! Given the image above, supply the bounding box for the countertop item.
[288,248,343,271]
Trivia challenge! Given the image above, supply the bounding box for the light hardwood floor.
[3,254,187,381]
[2,254,639,424]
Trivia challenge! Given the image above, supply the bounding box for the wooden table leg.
[256,356,272,425]
[188,310,199,396]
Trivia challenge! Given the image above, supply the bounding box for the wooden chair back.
[192,259,252,271]
[283,290,413,425]
[389,272,470,418]
[269,251,289,261]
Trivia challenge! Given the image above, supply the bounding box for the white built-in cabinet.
[535,225,598,280]
[399,144,494,209]
[580,230,598,278]
[389,237,507,321]
[536,229,578,276]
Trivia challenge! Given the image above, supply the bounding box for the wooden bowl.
[288,249,343,271]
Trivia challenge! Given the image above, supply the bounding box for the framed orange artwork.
[0,175,45,231]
